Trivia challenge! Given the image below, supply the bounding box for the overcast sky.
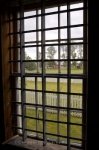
[23,2,83,59]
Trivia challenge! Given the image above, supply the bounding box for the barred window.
[8,0,88,149]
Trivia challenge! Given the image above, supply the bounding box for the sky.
[23,2,83,59]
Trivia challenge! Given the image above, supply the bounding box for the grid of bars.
[8,0,88,149]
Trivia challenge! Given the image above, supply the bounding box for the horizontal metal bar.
[11,88,84,96]
[7,7,85,22]
[10,73,86,79]
[23,37,83,44]
[13,113,84,126]
[9,42,86,49]
[42,74,86,79]
[9,24,84,35]
[12,101,84,111]
[9,59,87,63]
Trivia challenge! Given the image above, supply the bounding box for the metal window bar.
[67,1,71,149]
[35,8,39,138]
[19,4,27,141]
[41,0,46,146]
[82,0,88,149]
[9,1,88,149]
[7,6,85,22]
[57,6,61,143]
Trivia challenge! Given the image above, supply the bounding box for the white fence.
[17,92,82,117]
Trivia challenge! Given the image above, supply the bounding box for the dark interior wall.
[87,0,99,150]
[0,15,5,144]
[0,0,13,144]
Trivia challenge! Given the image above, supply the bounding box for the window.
[3,0,88,149]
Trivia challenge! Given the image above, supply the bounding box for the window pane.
[60,13,67,26]
[70,10,83,25]
[45,14,58,28]
[71,27,83,38]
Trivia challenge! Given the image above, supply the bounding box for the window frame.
[0,0,88,149]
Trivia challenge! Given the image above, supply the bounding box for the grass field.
[18,68,83,143]
[25,68,83,74]
[25,108,82,143]
[26,81,82,93]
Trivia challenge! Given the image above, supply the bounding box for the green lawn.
[19,68,83,143]
[25,68,83,74]
[26,81,82,93]
[25,108,82,143]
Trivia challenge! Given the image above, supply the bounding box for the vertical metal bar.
[20,5,27,141]
[35,8,39,138]
[9,12,12,68]
[57,5,61,144]
[67,1,71,149]
[41,0,46,146]
[36,9,39,74]
[82,1,88,149]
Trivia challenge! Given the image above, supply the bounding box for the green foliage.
[71,45,83,69]
[61,45,67,67]
[25,55,36,71]
[46,46,56,68]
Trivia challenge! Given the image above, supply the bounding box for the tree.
[25,54,36,71]
[61,45,67,67]
[71,44,83,69]
[46,46,56,68]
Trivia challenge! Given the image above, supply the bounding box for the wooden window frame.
[0,0,90,150]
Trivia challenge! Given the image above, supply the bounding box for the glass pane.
[59,94,67,107]
[24,18,36,31]
[45,61,58,74]
[59,110,67,122]
[45,30,58,40]
[71,61,83,74]
[60,12,67,26]
[25,32,36,42]
[24,11,36,17]
[26,91,35,104]
[45,46,58,59]
[46,93,57,106]
[71,27,83,38]
[71,79,83,93]
[60,29,67,39]
[45,14,58,28]
[70,3,83,9]
[60,78,67,92]
[70,10,83,25]
[25,77,35,90]
[46,121,57,134]
[16,90,21,102]
[25,47,36,60]
[70,95,82,109]
[59,123,67,136]
[60,5,67,10]
[70,125,82,139]
[70,110,82,124]
[71,45,83,59]
[45,7,58,13]
[46,108,57,121]
[46,78,57,92]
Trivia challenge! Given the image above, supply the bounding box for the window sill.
[1,135,76,150]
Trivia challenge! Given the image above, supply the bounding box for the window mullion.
[67,1,71,149]
[57,5,61,143]
[41,0,46,146]
[20,5,27,141]
[82,0,88,149]
[35,8,39,139]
